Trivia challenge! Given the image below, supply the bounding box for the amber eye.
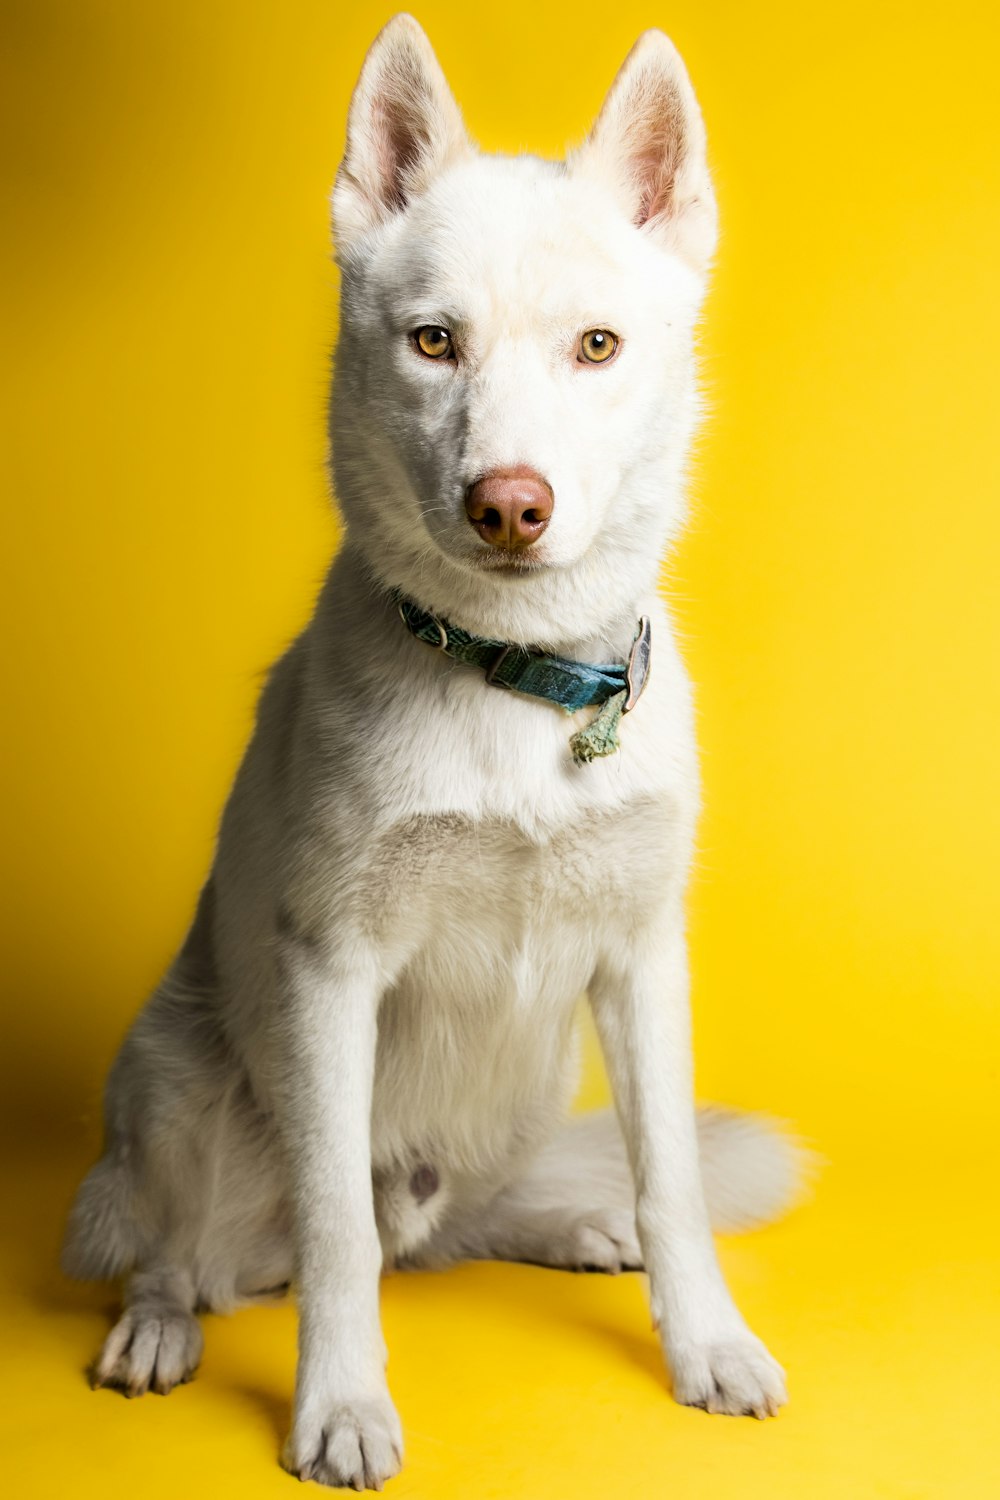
[414,325,454,360]
[579,329,619,364]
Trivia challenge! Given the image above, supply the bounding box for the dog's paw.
[91,1304,203,1396]
[283,1394,403,1491]
[668,1334,787,1419]
[563,1207,643,1273]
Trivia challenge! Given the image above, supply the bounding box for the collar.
[394,591,652,761]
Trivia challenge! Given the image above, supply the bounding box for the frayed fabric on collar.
[394,592,651,763]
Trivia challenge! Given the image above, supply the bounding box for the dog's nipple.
[409,1163,439,1204]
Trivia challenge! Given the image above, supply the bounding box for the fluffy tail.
[62,1154,141,1281]
[694,1105,811,1232]
[531,1106,811,1235]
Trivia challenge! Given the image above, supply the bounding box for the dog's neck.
[341,537,663,665]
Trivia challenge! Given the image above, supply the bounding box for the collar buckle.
[484,643,514,686]
[398,600,448,650]
[623,615,652,712]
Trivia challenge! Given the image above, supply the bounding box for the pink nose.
[464,466,554,550]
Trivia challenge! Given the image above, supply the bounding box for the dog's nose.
[464,466,553,550]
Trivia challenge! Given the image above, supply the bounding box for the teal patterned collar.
[394,592,651,763]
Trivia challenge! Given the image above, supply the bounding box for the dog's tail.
[694,1104,811,1232]
[537,1106,811,1234]
[62,1152,142,1281]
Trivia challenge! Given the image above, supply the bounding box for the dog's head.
[330,15,716,648]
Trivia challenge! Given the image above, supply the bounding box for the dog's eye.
[579,329,619,364]
[414,326,454,360]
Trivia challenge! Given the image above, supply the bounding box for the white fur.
[63,15,805,1490]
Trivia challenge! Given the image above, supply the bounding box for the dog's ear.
[572,31,717,272]
[333,14,470,261]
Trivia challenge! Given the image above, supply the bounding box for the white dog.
[64,15,803,1489]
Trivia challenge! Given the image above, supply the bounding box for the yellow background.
[2,2,998,1495]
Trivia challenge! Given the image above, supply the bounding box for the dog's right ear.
[332,14,470,262]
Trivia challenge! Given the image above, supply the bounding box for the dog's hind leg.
[63,1146,205,1392]
[92,1264,203,1396]
[421,1111,641,1272]
[421,1107,805,1272]
[458,1195,643,1274]
[65,880,292,1393]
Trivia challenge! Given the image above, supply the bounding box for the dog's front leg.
[274,931,402,1490]
[590,916,787,1418]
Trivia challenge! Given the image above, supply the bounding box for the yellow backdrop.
[2,3,998,1497]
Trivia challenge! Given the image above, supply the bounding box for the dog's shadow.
[384,1259,669,1396]
[227,1380,292,1446]
[474,1261,668,1387]
[214,1263,668,1446]
[179,1261,664,1467]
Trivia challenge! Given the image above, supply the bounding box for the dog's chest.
[359,792,678,956]
[365,796,679,1188]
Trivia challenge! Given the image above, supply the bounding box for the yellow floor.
[5,1138,997,1499]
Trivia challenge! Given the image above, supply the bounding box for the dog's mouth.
[471,549,550,578]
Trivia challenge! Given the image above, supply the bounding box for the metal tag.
[624,615,652,712]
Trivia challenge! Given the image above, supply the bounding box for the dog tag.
[624,615,652,712]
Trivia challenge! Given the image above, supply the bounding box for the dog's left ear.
[571,31,717,273]
[333,14,471,262]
